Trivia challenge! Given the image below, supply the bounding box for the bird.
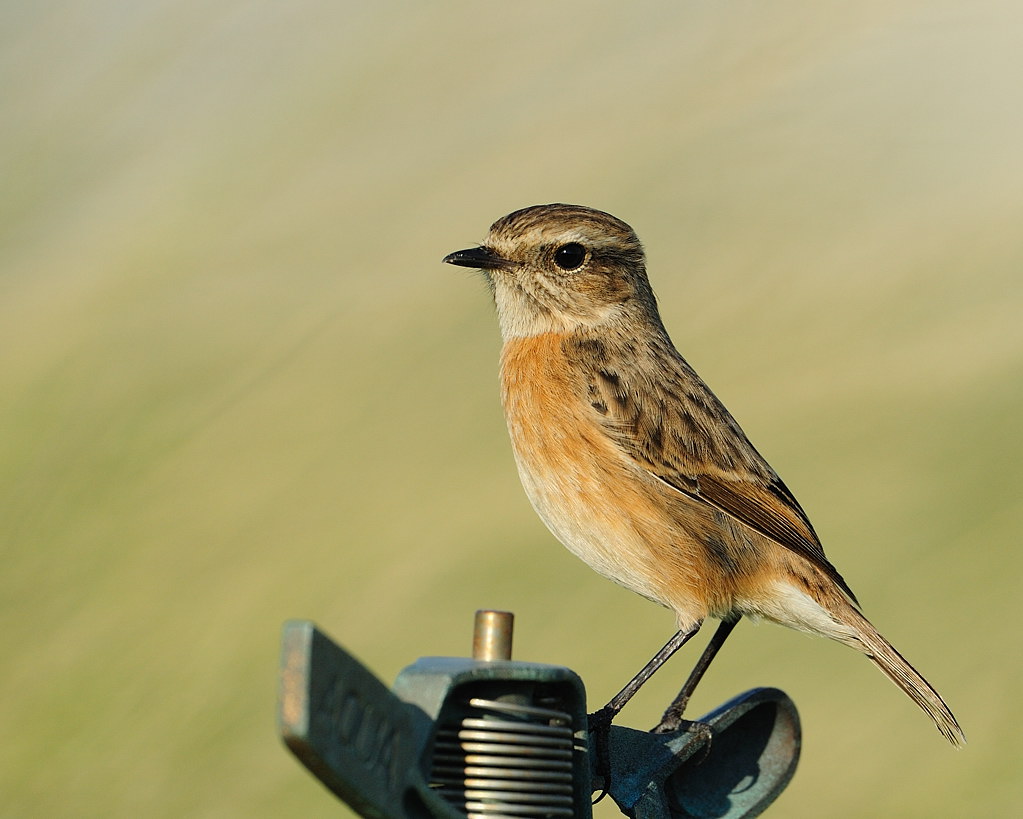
[443,203,964,750]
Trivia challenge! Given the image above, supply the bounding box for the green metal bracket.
[278,620,459,818]
[603,687,800,817]
[278,617,800,818]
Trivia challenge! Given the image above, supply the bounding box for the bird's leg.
[653,617,739,733]
[588,623,702,800]
[591,623,703,724]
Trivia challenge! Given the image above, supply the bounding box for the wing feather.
[564,333,858,603]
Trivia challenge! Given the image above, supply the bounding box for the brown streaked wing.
[569,334,858,603]
[677,472,857,603]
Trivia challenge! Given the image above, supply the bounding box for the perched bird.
[443,203,963,748]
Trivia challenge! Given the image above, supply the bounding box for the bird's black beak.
[442,246,512,271]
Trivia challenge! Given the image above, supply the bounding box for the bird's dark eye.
[553,242,586,271]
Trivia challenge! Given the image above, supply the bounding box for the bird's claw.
[652,716,715,763]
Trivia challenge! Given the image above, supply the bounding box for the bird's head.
[444,204,660,339]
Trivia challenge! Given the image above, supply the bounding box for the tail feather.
[845,609,965,746]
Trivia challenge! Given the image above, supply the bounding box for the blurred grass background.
[2,1,1021,816]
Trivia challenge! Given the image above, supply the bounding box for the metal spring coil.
[430,697,577,818]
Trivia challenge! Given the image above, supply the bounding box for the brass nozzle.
[472,609,514,661]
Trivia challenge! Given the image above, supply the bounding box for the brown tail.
[843,608,965,746]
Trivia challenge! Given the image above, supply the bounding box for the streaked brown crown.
[474,204,662,337]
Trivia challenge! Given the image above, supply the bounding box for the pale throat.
[493,283,620,340]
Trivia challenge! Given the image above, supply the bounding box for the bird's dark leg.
[593,623,703,722]
[588,623,702,801]
[653,617,739,733]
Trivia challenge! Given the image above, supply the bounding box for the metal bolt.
[472,609,514,661]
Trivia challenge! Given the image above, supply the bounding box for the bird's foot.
[652,714,714,762]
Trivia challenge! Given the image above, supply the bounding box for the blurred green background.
[2,1,1021,816]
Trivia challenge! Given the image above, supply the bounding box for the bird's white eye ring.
[553,242,586,271]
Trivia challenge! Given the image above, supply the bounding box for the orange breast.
[499,333,725,627]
